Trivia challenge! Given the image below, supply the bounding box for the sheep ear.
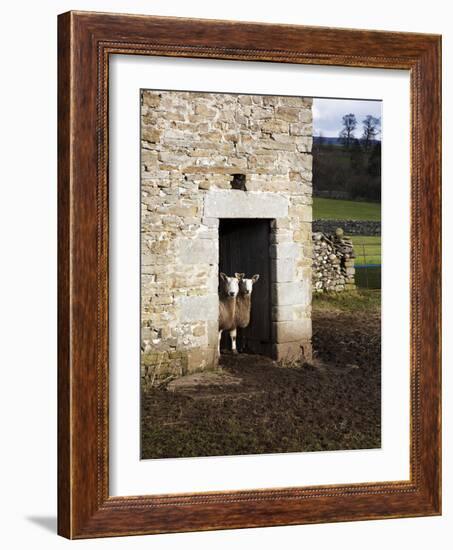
[235,272,245,279]
[220,272,227,281]
[252,274,260,283]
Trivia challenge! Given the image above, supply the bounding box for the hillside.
[312,138,381,202]
[313,197,381,221]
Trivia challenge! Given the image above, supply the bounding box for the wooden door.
[219,219,271,356]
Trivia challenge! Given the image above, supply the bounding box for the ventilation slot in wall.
[230,173,247,191]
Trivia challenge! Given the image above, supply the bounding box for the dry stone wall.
[141,90,313,387]
[312,229,356,293]
[313,219,380,236]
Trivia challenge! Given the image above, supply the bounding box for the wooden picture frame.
[58,10,441,539]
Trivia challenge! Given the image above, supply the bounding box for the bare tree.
[362,115,381,149]
[339,113,357,149]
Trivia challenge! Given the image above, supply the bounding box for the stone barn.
[141,90,313,385]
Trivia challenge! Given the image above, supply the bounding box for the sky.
[312,98,382,139]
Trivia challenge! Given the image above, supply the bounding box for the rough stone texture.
[313,219,381,236]
[141,90,313,385]
[178,295,218,322]
[312,230,356,293]
[271,319,312,343]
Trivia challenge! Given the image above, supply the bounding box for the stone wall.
[313,219,381,236]
[312,229,356,293]
[141,90,313,386]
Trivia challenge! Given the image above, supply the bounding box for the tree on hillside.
[368,140,381,177]
[350,138,364,171]
[339,113,357,149]
[362,115,381,149]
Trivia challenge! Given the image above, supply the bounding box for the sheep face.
[220,273,239,297]
[236,273,260,295]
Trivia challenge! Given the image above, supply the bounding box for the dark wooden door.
[219,219,271,356]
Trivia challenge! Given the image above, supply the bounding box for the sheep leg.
[218,331,222,356]
[230,328,238,354]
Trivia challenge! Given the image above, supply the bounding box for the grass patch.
[313,197,381,221]
[351,235,381,265]
[313,289,381,314]
[355,266,381,290]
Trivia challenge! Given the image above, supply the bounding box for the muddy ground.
[141,291,381,459]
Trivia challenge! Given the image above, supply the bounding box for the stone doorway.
[219,219,272,357]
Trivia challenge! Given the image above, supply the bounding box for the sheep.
[234,273,260,353]
[218,273,239,355]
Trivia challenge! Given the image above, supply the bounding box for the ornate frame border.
[58,11,441,538]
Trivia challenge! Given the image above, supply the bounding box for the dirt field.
[141,291,381,459]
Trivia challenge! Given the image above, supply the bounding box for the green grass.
[355,266,381,290]
[351,236,381,265]
[313,288,381,313]
[313,197,381,221]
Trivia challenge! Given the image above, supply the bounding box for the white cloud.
[313,98,382,138]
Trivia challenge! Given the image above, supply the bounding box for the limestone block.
[167,205,199,217]
[269,242,300,260]
[186,347,218,373]
[141,150,159,167]
[194,104,216,117]
[270,133,294,144]
[271,304,307,322]
[271,305,296,322]
[290,123,312,136]
[296,137,313,153]
[272,319,311,343]
[259,138,297,152]
[198,228,218,240]
[275,107,300,122]
[201,217,220,228]
[272,340,312,362]
[250,106,273,119]
[293,225,311,244]
[271,342,303,362]
[269,230,293,244]
[271,282,310,307]
[142,92,161,108]
[158,151,190,164]
[261,120,289,133]
[238,95,252,105]
[204,190,288,219]
[299,110,312,123]
[288,204,312,222]
[178,237,218,265]
[270,258,295,282]
[198,180,211,190]
[278,96,306,107]
[179,294,218,322]
[207,320,220,348]
[271,218,291,230]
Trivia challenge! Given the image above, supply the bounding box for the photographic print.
[140,90,382,459]
[58,12,441,537]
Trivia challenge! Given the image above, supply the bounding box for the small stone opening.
[219,218,272,357]
[230,173,247,191]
